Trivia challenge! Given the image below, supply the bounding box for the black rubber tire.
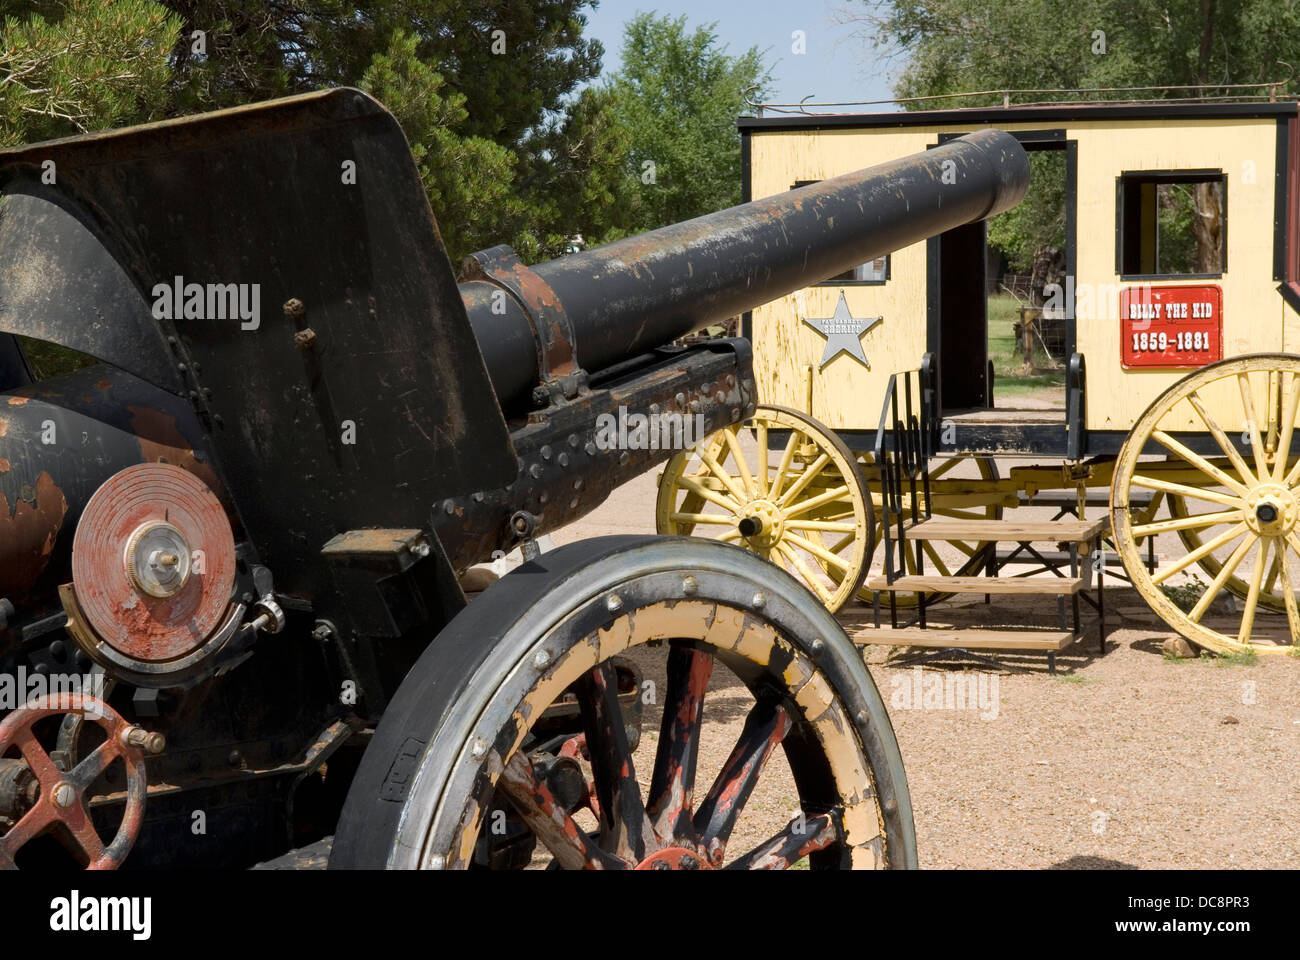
[330,535,915,869]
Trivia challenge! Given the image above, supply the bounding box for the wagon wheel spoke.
[1152,521,1248,585]
[1237,373,1271,480]
[675,474,745,516]
[693,700,793,866]
[782,484,852,518]
[777,453,831,507]
[697,444,749,505]
[1151,430,1252,497]
[1273,372,1300,483]
[499,751,626,870]
[1130,474,1242,510]
[722,427,757,498]
[669,512,737,526]
[784,532,853,572]
[1132,509,1241,539]
[1187,392,1258,486]
[1263,546,1283,597]
[921,541,952,577]
[1279,539,1300,640]
[725,810,840,870]
[575,661,655,862]
[1188,534,1256,622]
[784,520,858,533]
[645,646,712,844]
[774,544,834,604]
[769,430,800,502]
[928,457,962,480]
[1237,539,1270,644]
[754,421,769,496]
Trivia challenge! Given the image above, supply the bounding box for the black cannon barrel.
[462,128,1029,405]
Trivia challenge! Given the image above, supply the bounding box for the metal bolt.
[675,392,686,408]
[573,478,584,491]
[568,434,579,448]
[52,782,76,808]
[811,638,825,654]
[530,463,543,479]
[558,452,570,468]
[283,298,305,320]
[618,451,630,466]
[470,739,488,760]
[121,726,166,755]
[428,855,447,870]
[585,441,597,457]
[752,592,766,609]
[680,853,700,870]
[682,575,699,596]
[605,594,623,613]
[411,540,431,558]
[541,445,552,460]
[533,649,552,669]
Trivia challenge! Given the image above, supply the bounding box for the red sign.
[1120,285,1222,368]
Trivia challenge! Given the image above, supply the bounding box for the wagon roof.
[738,100,1299,131]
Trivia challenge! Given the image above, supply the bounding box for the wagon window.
[792,180,889,284]
[1117,170,1226,278]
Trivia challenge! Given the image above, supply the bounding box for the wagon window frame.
[1115,168,1227,281]
[791,179,890,285]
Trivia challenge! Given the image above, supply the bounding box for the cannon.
[0,89,1027,870]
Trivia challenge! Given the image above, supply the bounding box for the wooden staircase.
[861,360,1107,673]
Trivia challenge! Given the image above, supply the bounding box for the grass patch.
[988,293,1064,399]
[1207,647,1258,667]
[1054,674,1094,684]
[1159,574,1207,613]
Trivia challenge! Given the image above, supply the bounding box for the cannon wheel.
[330,537,915,870]
[655,406,873,613]
[1111,354,1300,654]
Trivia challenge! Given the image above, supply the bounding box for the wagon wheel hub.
[737,499,784,547]
[1243,484,1296,537]
[635,846,714,870]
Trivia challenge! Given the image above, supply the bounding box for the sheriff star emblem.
[801,292,881,369]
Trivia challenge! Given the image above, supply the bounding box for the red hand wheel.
[0,694,157,869]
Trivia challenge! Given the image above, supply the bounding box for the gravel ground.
[537,459,1300,869]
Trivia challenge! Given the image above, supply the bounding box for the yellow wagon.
[657,97,1300,658]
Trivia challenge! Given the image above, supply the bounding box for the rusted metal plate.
[0,88,516,600]
[71,464,235,662]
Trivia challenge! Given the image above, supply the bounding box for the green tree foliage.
[0,0,180,146]
[862,0,1299,272]
[596,13,773,239]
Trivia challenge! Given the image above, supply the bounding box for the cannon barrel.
[462,128,1030,405]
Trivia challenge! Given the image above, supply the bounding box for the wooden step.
[900,517,1106,542]
[854,626,1078,651]
[867,574,1084,595]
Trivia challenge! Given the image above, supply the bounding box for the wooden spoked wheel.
[331,538,916,870]
[1112,355,1300,654]
[656,405,873,613]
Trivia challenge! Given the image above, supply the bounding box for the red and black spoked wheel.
[331,536,915,871]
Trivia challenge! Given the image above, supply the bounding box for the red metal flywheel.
[71,463,236,664]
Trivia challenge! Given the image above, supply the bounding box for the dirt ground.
[544,459,1300,870]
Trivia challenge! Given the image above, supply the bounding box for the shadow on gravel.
[1050,854,1139,870]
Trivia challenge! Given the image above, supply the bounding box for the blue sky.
[583,0,899,109]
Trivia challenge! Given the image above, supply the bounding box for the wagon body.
[741,101,1300,454]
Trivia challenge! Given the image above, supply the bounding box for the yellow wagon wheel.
[656,405,873,613]
[807,456,1001,605]
[1168,486,1297,613]
[1112,354,1300,654]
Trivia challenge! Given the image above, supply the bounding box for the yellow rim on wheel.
[1112,354,1300,654]
[656,405,873,613]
